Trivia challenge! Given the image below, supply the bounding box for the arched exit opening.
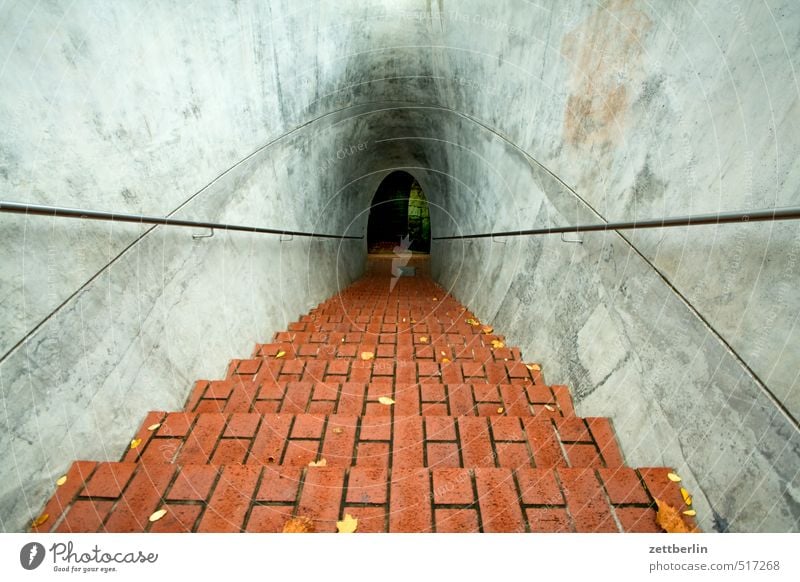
[367,171,431,254]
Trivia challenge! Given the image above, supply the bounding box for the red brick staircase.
[32,263,694,533]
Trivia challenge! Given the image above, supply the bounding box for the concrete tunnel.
[0,1,798,533]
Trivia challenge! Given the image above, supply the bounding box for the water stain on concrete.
[561,0,652,148]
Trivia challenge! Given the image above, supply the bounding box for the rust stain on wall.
[562,0,652,148]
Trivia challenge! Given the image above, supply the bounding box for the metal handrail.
[433,206,800,240]
[0,200,362,240]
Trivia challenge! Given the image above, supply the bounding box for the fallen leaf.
[544,404,555,412]
[275,350,286,359]
[337,513,358,533]
[130,438,142,449]
[442,358,451,364]
[56,475,68,487]
[654,498,697,533]
[482,326,494,335]
[526,363,541,371]
[683,510,697,517]
[497,407,504,414]
[378,396,395,405]
[667,472,682,482]
[147,423,161,431]
[402,318,406,322]
[31,513,49,528]
[432,297,438,301]
[419,336,429,344]
[465,318,480,326]
[410,318,416,324]
[148,509,167,523]
[267,456,276,464]
[283,516,315,533]
[680,487,693,506]
[491,339,505,349]
[360,351,375,361]
[333,427,344,434]
[308,459,327,467]
[440,351,446,356]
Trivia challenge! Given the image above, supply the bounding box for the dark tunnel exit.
[367,171,431,254]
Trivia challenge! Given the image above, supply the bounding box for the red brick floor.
[33,262,693,532]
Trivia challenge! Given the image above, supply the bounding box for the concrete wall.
[1,0,798,532]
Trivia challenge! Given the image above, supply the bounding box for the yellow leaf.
[275,350,286,359]
[333,427,344,434]
[544,404,555,412]
[440,351,446,356]
[283,516,315,533]
[337,513,358,533]
[432,297,438,301]
[683,510,697,517]
[378,396,395,405]
[497,407,504,414]
[526,363,541,371]
[442,358,451,364]
[465,318,480,326]
[308,459,327,467]
[667,472,682,482]
[56,475,68,487]
[491,340,505,349]
[482,326,494,335]
[147,423,161,431]
[130,438,142,449]
[680,487,693,506]
[410,318,416,324]
[31,513,49,528]
[419,336,429,344]
[360,351,374,361]
[148,508,167,523]
[654,498,697,533]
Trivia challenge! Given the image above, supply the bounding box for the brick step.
[122,412,616,470]
[184,379,574,417]
[35,461,695,533]
[284,316,496,337]
[257,335,523,362]
[218,357,545,387]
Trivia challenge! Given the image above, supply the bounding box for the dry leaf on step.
[130,438,142,449]
[526,363,541,371]
[308,459,327,467]
[360,352,374,361]
[56,475,68,486]
[275,351,286,359]
[148,509,167,523]
[378,396,395,406]
[283,516,315,533]
[465,318,480,326]
[544,405,555,412]
[336,513,358,533]
[497,407,504,414]
[31,513,49,528]
[683,510,697,517]
[419,336,429,344]
[654,498,697,533]
[491,340,505,349]
[333,427,344,434]
[680,487,693,506]
[667,472,682,482]
[147,423,161,431]
[482,326,494,335]
[442,358,451,364]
